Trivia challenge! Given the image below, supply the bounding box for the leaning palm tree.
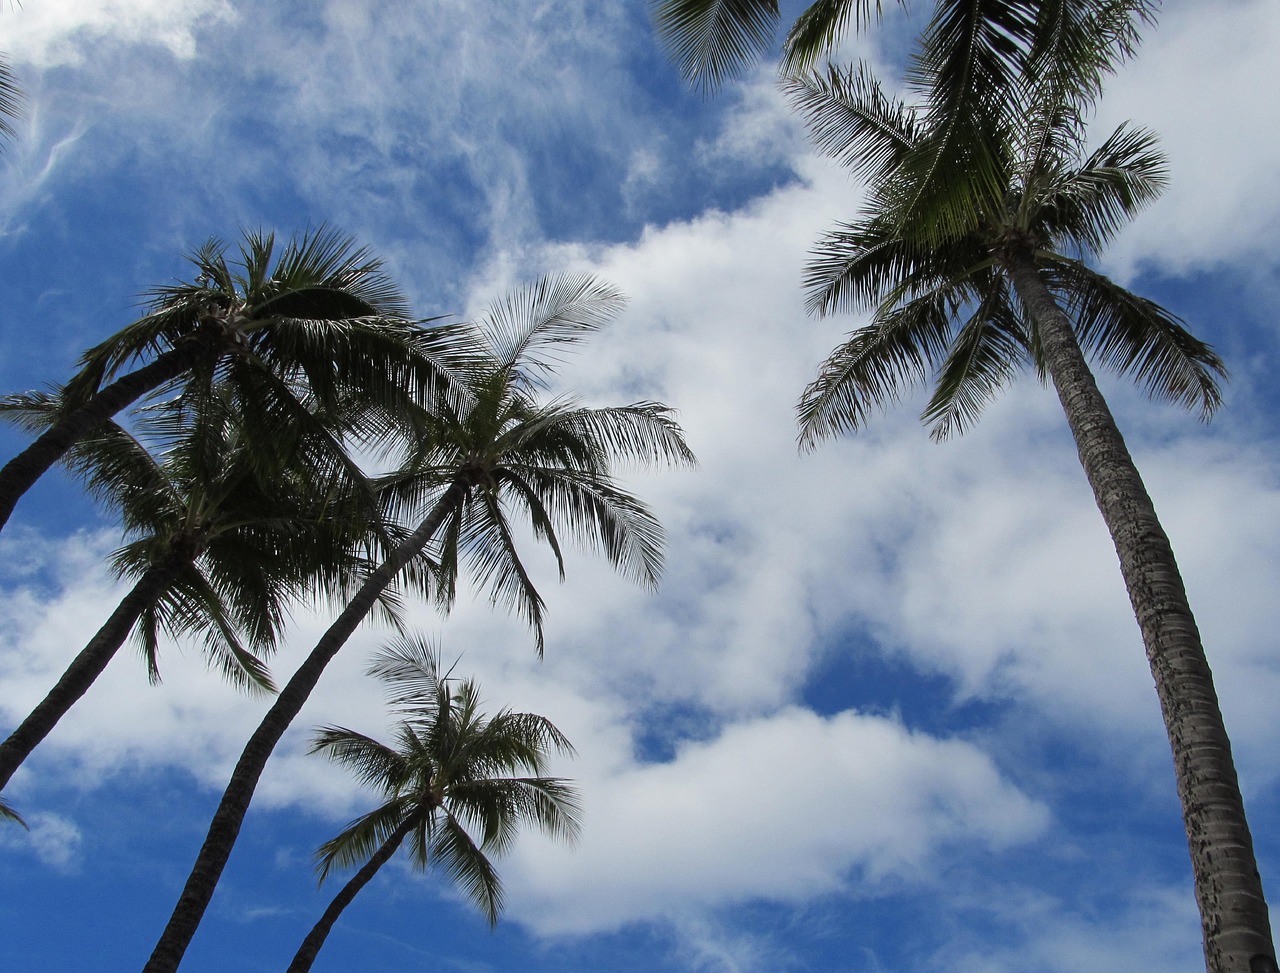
[789,40,1275,973]
[286,636,581,973]
[142,273,695,973]
[0,385,383,795]
[0,225,452,535]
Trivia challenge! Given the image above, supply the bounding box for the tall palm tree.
[0,225,451,535]
[142,273,695,973]
[0,386,382,795]
[285,636,581,973]
[788,41,1275,973]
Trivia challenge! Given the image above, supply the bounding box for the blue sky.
[1,1,1279,971]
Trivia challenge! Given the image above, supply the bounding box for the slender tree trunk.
[1005,249,1277,973]
[0,557,183,791]
[142,483,466,973]
[285,819,416,973]
[0,338,216,535]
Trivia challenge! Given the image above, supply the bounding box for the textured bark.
[285,819,416,973]
[0,338,216,535]
[1005,249,1276,973]
[0,557,184,791]
[142,483,466,973]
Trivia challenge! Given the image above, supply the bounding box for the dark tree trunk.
[1005,249,1277,973]
[141,483,466,973]
[0,338,215,535]
[0,557,184,791]
[285,819,416,973]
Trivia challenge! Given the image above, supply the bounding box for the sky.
[1,1,1278,971]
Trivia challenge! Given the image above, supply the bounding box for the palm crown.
[284,636,580,973]
[0,225,453,534]
[790,58,1224,445]
[378,273,697,653]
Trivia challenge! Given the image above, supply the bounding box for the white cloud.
[4,0,235,68]
[0,810,83,871]
[503,707,1048,936]
[1096,0,1280,277]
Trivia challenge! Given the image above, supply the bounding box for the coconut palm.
[0,384,384,795]
[789,42,1275,973]
[0,225,451,535]
[285,636,581,973]
[142,273,695,973]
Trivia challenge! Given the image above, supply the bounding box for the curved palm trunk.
[0,337,216,535]
[285,818,416,973]
[1005,250,1277,973]
[142,482,467,973]
[0,557,184,791]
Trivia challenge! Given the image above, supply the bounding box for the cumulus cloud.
[503,707,1048,936]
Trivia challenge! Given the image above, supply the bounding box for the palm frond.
[921,280,1031,439]
[1049,259,1226,418]
[1037,122,1167,255]
[652,0,779,90]
[781,0,893,75]
[478,273,627,386]
[783,62,922,183]
[0,53,24,145]
[797,293,957,449]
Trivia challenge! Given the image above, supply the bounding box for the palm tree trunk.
[285,818,416,973]
[0,337,216,535]
[1004,249,1277,973]
[141,482,467,973]
[0,557,183,791]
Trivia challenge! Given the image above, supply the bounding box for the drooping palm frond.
[783,63,922,183]
[1046,259,1226,418]
[781,0,888,75]
[652,0,781,90]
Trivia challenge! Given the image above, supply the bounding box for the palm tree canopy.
[0,383,387,691]
[310,636,582,924]
[791,56,1224,447]
[376,273,697,654]
[60,226,455,425]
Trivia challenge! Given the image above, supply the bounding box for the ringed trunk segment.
[285,819,416,973]
[0,336,217,536]
[0,558,183,791]
[141,482,465,973]
[1004,250,1276,973]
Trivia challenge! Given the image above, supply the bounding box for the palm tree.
[0,386,383,796]
[142,273,695,973]
[285,636,581,973]
[788,41,1275,973]
[0,225,451,535]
